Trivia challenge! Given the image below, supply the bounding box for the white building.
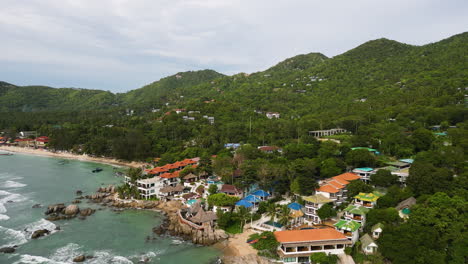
[274,229,352,263]
[371,223,384,239]
[303,194,332,224]
[360,234,378,254]
[266,112,280,119]
[334,220,361,245]
[352,168,374,183]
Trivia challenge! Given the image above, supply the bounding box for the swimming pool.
[187,199,198,205]
[264,221,283,228]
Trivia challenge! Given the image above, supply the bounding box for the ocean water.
[0,153,220,264]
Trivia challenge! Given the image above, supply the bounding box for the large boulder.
[64,204,80,215]
[79,208,96,217]
[0,247,15,253]
[73,255,86,262]
[45,204,65,215]
[31,229,50,239]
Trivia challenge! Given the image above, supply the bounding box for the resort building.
[372,165,410,185]
[334,220,361,244]
[360,234,378,254]
[352,167,374,183]
[371,223,384,239]
[343,205,369,226]
[180,201,217,230]
[274,228,352,263]
[266,112,280,119]
[126,158,199,200]
[353,192,382,209]
[303,194,332,224]
[308,128,347,138]
[316,172,361,204]
[287,202,305,227]
[219,184,243,198]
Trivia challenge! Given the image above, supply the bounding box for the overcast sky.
[1,0,466,92]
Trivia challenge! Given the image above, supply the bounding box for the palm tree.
[266,203,278,222]
[277,205,292,228]
[236,206,250,233]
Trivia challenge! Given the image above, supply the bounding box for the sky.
[1,0,467,93]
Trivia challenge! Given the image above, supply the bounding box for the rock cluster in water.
[44,202,96,221]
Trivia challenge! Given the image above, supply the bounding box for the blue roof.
[288,202,303,211]
[399,159,414,164]
[356,167,374,172]
[251,190,270,197]
[244,195,262,203]
[235,200,253,208]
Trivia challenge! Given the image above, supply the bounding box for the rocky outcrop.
[76,190,83,196]
[222,254,276,264]
[64,204,79,215]
[152,201,228,246]
[45,204,66,215]
[79,208,96,217]
[31,229,50,239]
[73,255,86,262]
[32,204,42,208]
[0,247,16,253]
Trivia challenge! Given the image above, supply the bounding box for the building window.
[283,257,296,263]
[337,244,344,249]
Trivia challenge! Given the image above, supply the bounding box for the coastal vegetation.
[1,32,467,263]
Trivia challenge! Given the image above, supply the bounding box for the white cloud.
[0,0,466,92]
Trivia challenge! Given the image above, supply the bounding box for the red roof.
[274,228,348,243]
[334,172,360,182]
[258,146,280,152]
[317,184,340,193]
[15,138,34,142]
[160,171,180,179]
[36,136,49,142]
[328,180,345,189]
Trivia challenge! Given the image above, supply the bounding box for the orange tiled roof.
[334,172,360,181]
[160,171,180,179]
[274,228,347,243]
[330,177,349,185]
[317,184,339,193]
[328,180,345,189]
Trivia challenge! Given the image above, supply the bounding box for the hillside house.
[315,173,361,204]
[257,146,282,154]
[344,205,369,226]
[360,234,378,254]
[303,194,332,224]
[266,112,280,119]
[352,167,374,183]
[371,223,384,239]
[219,184,243,198]
[334,220,361,244]
[353,192,382,209]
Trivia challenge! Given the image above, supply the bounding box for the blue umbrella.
[288,202,303,211]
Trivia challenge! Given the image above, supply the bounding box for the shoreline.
[0,146,146,168]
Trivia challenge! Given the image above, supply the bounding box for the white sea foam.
[1,180,27,188]
[0,226,28,247]
[171,238,185,245]
[0,192,28,204]
[0,190,12,196]
[23,218,57,235]
[50,243,83,262]
[86,250,134,264]
[13,254,68,264]
[0,202,6,214]
[0,214,10,221]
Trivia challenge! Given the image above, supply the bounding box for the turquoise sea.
[0,153,220,263]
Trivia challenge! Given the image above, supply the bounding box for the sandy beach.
[0,146,146,168]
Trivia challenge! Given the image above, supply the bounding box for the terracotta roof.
[160,171,180,179]
[258,146,280,152]
[328,180,345,189]
[220,184,242,194]
[317,184,339,193]
[330,177,349,186]
[334,172,361,182]
[274,228,348,243]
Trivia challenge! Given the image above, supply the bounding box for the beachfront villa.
[353,192,382,209]
[126,158,200,200]
[315,172,361,204]
[303,194,332,225]
[344,205,369,226]
[274,228,352,263]
[334,220,361,244]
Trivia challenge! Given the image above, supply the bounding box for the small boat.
[0,153,13,156]
[92,168,103,173]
